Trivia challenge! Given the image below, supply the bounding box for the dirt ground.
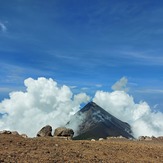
[0,134,163,163]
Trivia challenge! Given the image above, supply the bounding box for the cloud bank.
[93,90,163,138]
[0,77,163,138]
[0,77,90,137]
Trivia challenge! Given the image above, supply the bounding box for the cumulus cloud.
[0,22,7,32]
[93,90,163,138]
[66,112,86,136]
[0,76,163,138]
[0,77,90,137]
[111,77,128,91]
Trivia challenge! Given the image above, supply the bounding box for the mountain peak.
[80,101,105,113]
[84,101,97,108]
[66,102,134,140]
[88,101,98,106]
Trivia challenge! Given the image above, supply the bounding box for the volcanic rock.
[138,136,154,141]
[37,125,52,137]
[21,134,28,138]
[11,131,19,136]
[67,102,134,140]
[157,136,163,140]
[54,127,74,138]
[0,130,12,134]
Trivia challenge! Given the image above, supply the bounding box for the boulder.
[138,136,145,141]
[99,138,104,141]
[37,125,52,137]
[138,136,153,141]
[157,136,163,140]
[21,134,28,138]
[54,127,74,138]
[144,136,152,141]
[11,131,19,136]
[0,130,12,134]
[151,136,156,140]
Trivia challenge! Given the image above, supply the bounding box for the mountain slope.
[66,102,134,140]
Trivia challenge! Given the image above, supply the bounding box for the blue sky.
[0,0,163,110]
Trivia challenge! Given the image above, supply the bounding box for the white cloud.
[95,84,102,88]
[0,87,14,93]
[0,22,7,32]
[69,86,77,89]
[0,76,163,139]
[111,77,128,91]
[81,87,89,91]
[93,90,163,138]
[136,89,163,94]
[0,77,90,137]
[153,104,159,109]
[121,51,163,66]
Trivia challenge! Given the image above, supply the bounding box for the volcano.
[66,102,134,140]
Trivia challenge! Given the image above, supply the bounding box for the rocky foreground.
[0,134,163,163]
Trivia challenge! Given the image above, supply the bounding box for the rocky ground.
[0,134,163,163]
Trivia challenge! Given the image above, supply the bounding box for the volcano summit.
[66,102,134,140]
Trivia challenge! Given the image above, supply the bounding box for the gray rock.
[0,130,12,134]
[157,136,163,140]
[99,138,104,141]
[138,136,152,141]
[151,136,156,140]
[144,136,152,141]
[11,131,19,136]
[54,127,66,136]
[54,127,74,138]
[21,134,28,138]
[138,136,145,141]
[37,125,52,137]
